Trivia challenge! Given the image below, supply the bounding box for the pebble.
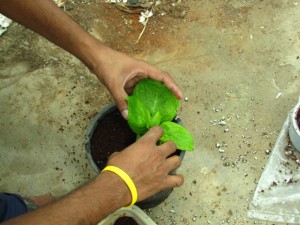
[218,149,225,153]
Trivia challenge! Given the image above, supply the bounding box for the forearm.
[0,0,104,71]
[0,0,183,113]
[3,172,130,225]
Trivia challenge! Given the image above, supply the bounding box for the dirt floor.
[1,0,300,224]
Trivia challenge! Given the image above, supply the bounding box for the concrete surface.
[1,0,300,224]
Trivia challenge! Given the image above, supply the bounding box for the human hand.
[90,45,183,119]
[106,126,184,202]
[0,0,181,119]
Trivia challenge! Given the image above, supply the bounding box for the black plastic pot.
[85,103,185,209]
[289,101,300,152]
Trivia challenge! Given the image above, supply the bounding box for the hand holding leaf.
[127,79,194,151]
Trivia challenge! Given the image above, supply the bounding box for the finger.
[165,155,182,172]
[146,67,183,100]
[112,88,129,119]
[140,126,163,143]
[161,75,183,100]
[165,174,184,188]
[158,140,177,158]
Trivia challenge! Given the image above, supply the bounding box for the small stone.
[184,97,189,102]
[216,143,222,148]
[219,120,226,126]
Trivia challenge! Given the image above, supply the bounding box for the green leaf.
[127,96,150,135]
[147,111,161,128]
[132,79,179,122]
[126,78,195,151]
[160,122,194,151]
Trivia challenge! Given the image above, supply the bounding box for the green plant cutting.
[126,79,194,151]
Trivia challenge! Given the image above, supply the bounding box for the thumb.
[113,89,129,120]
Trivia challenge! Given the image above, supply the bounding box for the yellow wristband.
[101,166,137,207]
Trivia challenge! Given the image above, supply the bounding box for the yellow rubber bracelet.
[101,166,137,207]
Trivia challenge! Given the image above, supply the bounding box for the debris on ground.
[106,0,189,43]
[0,14,12,36]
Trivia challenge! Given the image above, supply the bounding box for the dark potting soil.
[90,109,136,171]
[89,107,182,208]
[90,107,181,172]
[114,217,139,225]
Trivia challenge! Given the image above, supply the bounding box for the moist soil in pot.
[90,108,181,171]
[90,108,136,171]
[114,217,139,225]
[89,106,182,209]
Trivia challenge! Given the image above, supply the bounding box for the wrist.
[78,36,111,79]
[102,166,138,207]
[95,170,132,208]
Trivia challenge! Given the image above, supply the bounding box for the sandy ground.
[1,0,300,224]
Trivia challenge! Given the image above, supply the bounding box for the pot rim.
[97,205,157,225]
[84,102,186,208]
[291,103,300,134]
[85,102,186,173]
[289,101,300,152]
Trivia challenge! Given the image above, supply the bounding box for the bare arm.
[3,172,131,225]
[0,2,184,223]
[0,0,183,117]
[3,127,183,225]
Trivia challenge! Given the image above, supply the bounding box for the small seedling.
[126,79,194,151]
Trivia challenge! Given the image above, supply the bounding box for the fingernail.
[121,110,128,120]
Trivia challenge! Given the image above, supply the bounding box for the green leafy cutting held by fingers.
[126,79,194,151]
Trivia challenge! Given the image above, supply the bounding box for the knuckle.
[175,156,182,167]
[173,175,184,187]
[167,175,184,188]
[177,175,184,186]
[155,148,165,160]
[151,125,163,133]
[168,141,177,150]
[169,156,181,169]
